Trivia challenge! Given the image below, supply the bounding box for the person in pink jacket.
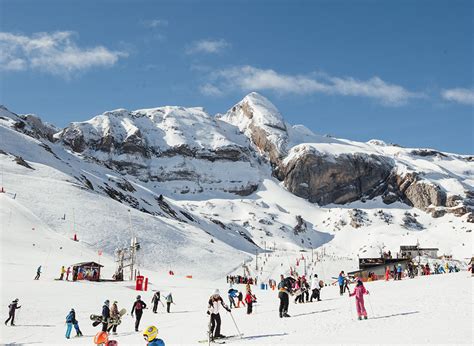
[349,280,369,320]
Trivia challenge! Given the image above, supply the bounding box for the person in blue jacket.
[228,289,238,309]
[65,308,83,338]
[338,271,345,296]
[397,264,403,280]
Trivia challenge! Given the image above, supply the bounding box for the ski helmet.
[136,295,141,299]
[93,331,109,345]
[143,325,158,342]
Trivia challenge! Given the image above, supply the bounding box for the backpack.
[135,301,143,311]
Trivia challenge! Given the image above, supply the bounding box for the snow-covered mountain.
[0,93,472,278]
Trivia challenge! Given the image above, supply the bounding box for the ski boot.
[358,316,362,320]
[364,316,368,320]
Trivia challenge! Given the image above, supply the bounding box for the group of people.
[226,275,258,285]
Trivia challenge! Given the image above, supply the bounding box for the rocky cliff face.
[2,92,472,221]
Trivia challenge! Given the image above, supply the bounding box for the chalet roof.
[72,261,104,268]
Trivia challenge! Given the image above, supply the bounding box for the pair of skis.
[199,311,243,344]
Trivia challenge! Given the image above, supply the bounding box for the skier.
[34,265,42,280]
[207,289,231,340]
[349,280,370,320]
[397,264,403,280]
[338,271,345,295]
[278,275,292,318]
[151,291,161,313]
[59,265,66,280]
[143,325,165,345]
[131,295,147,332]
[164,293,173,313]
[228,288,237,309]
[108,301,120,334]
[392,265,397,280]
[310,274,321,302]
[385,266,390,281]
[244,289,254,314]
[65,308,83,338]
[101,300,110,332]
[4,298,21,326]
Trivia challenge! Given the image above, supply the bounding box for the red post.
[144,277,148,291]
[136,275,144,291]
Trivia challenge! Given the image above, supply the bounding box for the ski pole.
[367,294,375,318]
[228,311,242,338]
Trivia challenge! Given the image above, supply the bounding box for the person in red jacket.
[385,266,390,281]
[244,290,255,314]
[349,280,369,320]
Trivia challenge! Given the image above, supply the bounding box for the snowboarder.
[151,291,161,313]
[65,308,83,338]
[101,300,110,332]
[4,298,21,326]
[349,280,369,320]
[108,301,120,334]
[143,325,165,345]
[164,293,173,313]
[278,275,292,318]
[207,289,231,340]
[338,271,345,295]
[310,274,321,302]
[59,265,66,280]
[131,295,147,332]
[34,265,42,280]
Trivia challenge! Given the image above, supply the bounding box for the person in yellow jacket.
[59,266,66,280]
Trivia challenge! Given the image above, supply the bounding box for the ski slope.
[1,193,473,345]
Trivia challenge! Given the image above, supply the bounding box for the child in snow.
[143,325,165,345]
[4,298,21,326]
[349,280,369,320]
[65,308,83,338]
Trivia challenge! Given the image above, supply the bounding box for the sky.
[0,0,472,154]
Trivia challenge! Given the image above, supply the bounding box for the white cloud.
[441,88,474,105]
[186,39,230,55]
[199,83,224,97]
[203,65,422,105]
[142,19,168,28]
[0,31,127,77]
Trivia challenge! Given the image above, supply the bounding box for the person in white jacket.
[207,289,230,340]
[310,274,321,302]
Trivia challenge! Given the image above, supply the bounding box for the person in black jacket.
[4,299,21,326]
[101,300,110,332]
[151,291,161,313]
[278,275,292,318]
[131,295,146,332]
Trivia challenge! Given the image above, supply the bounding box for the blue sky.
[0,0,472,154]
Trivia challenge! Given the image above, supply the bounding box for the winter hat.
[71,308,75,312]
[137,295,141,299]
[213,289,220,296]
[356,280,363,286]
[104,300,110,305]
[13,298,19,302]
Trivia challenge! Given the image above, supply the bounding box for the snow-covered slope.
[1,193,472,344]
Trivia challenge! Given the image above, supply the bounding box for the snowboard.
[90,308,126,327]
